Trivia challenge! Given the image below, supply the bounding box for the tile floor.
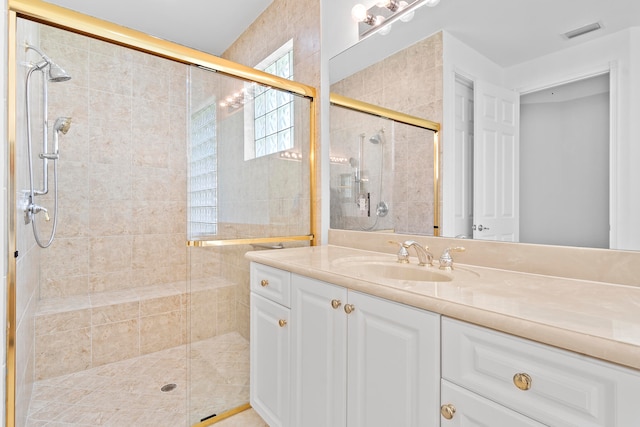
[25,332,252,427]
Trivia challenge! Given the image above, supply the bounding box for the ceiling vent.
[563,22,602,39]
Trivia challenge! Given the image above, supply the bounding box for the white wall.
[441,28,640,250]
[505,27,640,250]
[520,92,609,248]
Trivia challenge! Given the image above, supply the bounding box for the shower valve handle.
[29,203,50,221]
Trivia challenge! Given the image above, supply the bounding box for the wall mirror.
[329,0,640,251]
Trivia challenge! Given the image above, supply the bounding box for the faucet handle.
[439,247,465,270]
[388,240,410,264]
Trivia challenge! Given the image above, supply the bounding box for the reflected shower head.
[26,43,72,82]
[369,129,385,144]
[54,117,72,134]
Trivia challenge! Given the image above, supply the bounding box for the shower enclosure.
[329,96,440,234]
[6,3,315,426]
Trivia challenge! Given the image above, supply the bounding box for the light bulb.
[379,24,392,35]
[425,0,440,6]
[376,0,389,7]
[351,4,368,22]
[399,1,414,22]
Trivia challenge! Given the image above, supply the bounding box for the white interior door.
[453,76,475,238]
[473,80,519,241]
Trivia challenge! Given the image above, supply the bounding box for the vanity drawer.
[442,317,640,427]
[250,263,291,308]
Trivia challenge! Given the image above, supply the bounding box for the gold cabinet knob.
[344,304,355,314]
[331,299,342,309]
[513,373,532,391]
[260,279,269,287]
[278,319,287,327]
[440,403,456,420]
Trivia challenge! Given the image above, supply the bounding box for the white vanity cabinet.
[250,263,292,427]
[441,318,640,427]
[440,380,547,427]
[290,274,440,427]
[250,263,441,427]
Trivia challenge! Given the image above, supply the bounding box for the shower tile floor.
[25,332,254,427]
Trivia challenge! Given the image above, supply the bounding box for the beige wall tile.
[140,295,181,317]
[92,319,139,366]
[90,236,133,274]
[35,328,91,380]
[140,311,184,354]
[35,309,91,336]
[92,302,139,326]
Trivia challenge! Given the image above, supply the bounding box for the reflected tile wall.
[331,32,443,235]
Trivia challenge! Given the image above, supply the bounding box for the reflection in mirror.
[330,32,443,235]
[329,1,640,250]
[330,99,439,235]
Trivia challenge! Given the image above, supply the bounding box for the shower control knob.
[30,203,50,221]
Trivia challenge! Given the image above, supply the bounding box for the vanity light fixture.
[352,0,442,39]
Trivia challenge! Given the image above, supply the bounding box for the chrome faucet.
[403,241,433,266]
[439,247,465,270]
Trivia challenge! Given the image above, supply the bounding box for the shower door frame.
[5,1,318,426]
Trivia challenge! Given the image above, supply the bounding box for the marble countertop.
[246,245,640,371]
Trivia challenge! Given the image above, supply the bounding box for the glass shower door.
[186,66,312,425]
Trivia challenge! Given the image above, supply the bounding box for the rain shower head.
[369,129,385,144]
[26,43,72,82]
[54,117,72,134]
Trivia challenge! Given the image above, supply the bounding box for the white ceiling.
[45,0,274,56]
[45,0,640,66]
[427,0,640,67]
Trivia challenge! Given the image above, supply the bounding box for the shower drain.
[161,383,177,392]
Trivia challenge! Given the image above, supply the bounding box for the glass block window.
[189,103,217,238]
[253,40,294,158]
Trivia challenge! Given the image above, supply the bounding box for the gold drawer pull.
[278,319,287,327]
[513,373,532,391]
[344,304,355,314]
[440,403,456,420]
[331,299,342,309]
[260,279,269,287]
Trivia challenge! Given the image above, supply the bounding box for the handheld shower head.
[26,43,72,82]
[54,117,72,134]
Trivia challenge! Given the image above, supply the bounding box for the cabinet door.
[291,275,348,427]
[250,293,290,427]
[346,291,440,427]
[441,380,546,427]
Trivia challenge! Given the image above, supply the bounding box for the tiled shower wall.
[38,25,188,298]
[330,32,443,234]
[30,24,196,381]
[219,0,322,340]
